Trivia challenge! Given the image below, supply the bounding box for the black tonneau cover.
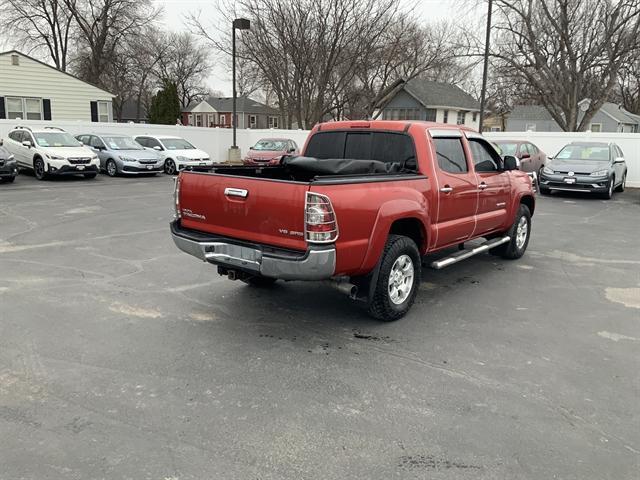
[282,156,401,176]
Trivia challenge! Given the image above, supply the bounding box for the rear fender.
[359,199,429,273]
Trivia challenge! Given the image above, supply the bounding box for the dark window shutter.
[0,97,5,119]
[90,101,98,122]
[43,99,52,120]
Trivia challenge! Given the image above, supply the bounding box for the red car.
[243,138,300,166]
[172,121,535,321]
[493,140,547,176]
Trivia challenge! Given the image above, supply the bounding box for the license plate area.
[563,177,576,184]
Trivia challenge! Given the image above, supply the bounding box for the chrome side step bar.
[430,236,510,270]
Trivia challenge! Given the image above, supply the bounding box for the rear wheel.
[615,173,626,192]
[33,158,46,180]
[490,204,531,259]
[368,234,421,322]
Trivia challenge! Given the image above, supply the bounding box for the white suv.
[4,126,100,180]
[134,135,213,175]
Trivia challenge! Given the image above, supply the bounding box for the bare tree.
[64,0,159,86]
[617,59,640,115]
[491,0,640,131]
[0,0,74,70]
[154,32,212,109]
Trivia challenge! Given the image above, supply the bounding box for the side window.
[528,143,538,154]
[434,138,468,174]
[469,139,501,173]
[615,145,623,158]
[8,131,22,142]
[519,143,530,156]
[149,138,163,149]
[90,136,104,148]
[136,137,148,147]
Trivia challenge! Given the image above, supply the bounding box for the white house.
[374,78,481,130]
[0,50,115,123]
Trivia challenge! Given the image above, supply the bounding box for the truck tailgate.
[178,172,310,251]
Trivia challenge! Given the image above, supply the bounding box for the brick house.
[181,95,282,129]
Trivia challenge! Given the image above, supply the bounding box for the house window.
[11,54,19,66]
[443,110,449,123]
[188,114,193,125]
[207,114,214,127]
[195,114,202,127]
[590,123,602,133]
[6,97,42,120]
[472,112,478,122]
[269,116,279,128]
[220,114,226,126]
[97,101,110,122]
[491,126,502,132]
[525,123,537,132]
[456,111,466,125]
[249,115,257,128]
[425,109,437,122]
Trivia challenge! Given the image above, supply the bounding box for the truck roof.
[313,120,477,134]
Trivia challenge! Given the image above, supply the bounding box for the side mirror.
[22,140,32,148]
[288,148,296,153]
[503,155,520,171]
[249,146,254,150]
[153,145,162,151]
[614,157,625,164]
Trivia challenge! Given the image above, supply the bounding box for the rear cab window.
[304,130,417,171]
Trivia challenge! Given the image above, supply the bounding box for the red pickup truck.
[171,121,535,321]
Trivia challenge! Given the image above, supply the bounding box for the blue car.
[75,133,164,177]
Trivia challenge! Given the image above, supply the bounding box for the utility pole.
[479,0,493,133]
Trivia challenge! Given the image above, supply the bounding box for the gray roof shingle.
[186,96,279,115]
[403,79,480,111]
[508,105,555,121]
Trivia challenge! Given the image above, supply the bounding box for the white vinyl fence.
[485,131,640,187]
[1,120,638,187]
[0,119,312,166]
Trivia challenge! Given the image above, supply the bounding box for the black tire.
[241,275,277,287]
[164,158,177,175]
[602,177,614,199]
[84,173,97,179]
[615,173,626,193]
[106,159,118,177]
[367,234,421,322]
[33,157,46,180]
[489,204,531,260]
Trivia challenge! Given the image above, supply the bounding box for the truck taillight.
[173,175,181,219]
[305,192,338,243]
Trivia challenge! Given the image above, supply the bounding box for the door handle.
[224,187,249,198]
[478,183,488,190]
[440,186,453,193]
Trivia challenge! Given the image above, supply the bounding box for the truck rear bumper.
[170,221,336,280]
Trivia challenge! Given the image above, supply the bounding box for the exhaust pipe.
[325,279,358,300]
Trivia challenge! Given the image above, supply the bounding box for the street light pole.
[479,0,493,133]
[229,18,250,163]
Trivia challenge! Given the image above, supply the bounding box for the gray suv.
[75,133,164,176]
[0,139,18,183]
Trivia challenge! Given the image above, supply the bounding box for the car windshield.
[555,145,610,161]
[495,142,518,155]
[34,132,81,148]
[253,140,287,151]
[162,138,195,150]
[102,136,143,150]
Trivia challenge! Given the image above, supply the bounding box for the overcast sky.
[154,0,470,95]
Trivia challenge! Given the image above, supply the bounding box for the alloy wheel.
[388,254,414,305]
[515,216,528,250]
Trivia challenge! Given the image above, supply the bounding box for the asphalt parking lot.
[0,173,638,480]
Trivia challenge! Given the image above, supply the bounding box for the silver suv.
[4,126,99,180]
[75,133,164,177]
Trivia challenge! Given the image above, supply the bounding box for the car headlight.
[590,169,609,177]
[47,154,64,160]
[91,155,98,161]
[542,166,554,175]
[7,155,15,162]
[120,156,136,162]
[176,155,189,162]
